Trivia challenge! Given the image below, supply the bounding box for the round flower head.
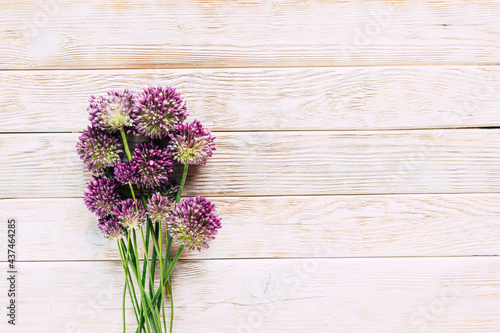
[88,89,136,131]
[84,176,121,218]
[98,216,125,240]
[113,199,146,230]
[168,120,215,165]
[133,86,188,139]
[147,193,172,223]
[166,197,221,251]
[76,126,123,175]
[114,162,137,185]
[131,141,173,189]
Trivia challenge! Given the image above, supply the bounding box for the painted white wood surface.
[1,258,500,332]
[2,130,500,198]
[0,66,499,133]
[1,1,500,69]
[1,194,500,261]
[1,0,499,332]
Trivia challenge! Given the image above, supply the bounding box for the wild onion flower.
[78,85,221,332]
[168,120,216,165]
[147,193,172,223]
[133,86,188,139]
[84,176,121,217]
[166,197,221,251]
[114,199,146,230]
[131,141,173,189]
[114,162,137,185]
[76,126,123,175]
[88,89,136,131]
[98,216,125,240]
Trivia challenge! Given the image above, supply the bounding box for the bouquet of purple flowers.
[76,86,221,332]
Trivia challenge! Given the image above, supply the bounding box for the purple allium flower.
[133,86,188,139]
[166,197,221,251]
[88,89,136,131]
[147,193,172,223]
[84,176,121,218]
[168,120,215,165]
[98,216,125,240]
[114,162,137,185]
[76,126,123,175]
[113,199,146,230]
[131,141,173,189]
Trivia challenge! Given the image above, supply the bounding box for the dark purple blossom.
[76,126,123,175]
[84,176,121,218]
[166,197,221,251]
[114,199,146,230]
[114,162,137,185]
[133,86,188,139]
[131,141,173,189]
[98,216,125,240]
[147,193,172,223]
[88,89,136,131]
[168,120,215,165]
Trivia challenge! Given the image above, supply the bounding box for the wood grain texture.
[1,258,500,332]
[2,1,500,331]
[1,66,500,132]
[2,129,500,198]
[1,194,500,261]
[1,1,500,69]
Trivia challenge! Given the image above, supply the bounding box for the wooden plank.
[2,194,500,261]
[2,130,500,198]
[1,1,500,69]
[1,258,500,332]
[1,66,500,132]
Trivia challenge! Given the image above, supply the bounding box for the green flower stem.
[149,222,163,267]
[118,238,143,331]
[175,164,189,204]
[143,222,154,298]
[126,239,141,310]
[131,231,153,332]
[115,127,152,332]
[168,281,174,333]
[118,130,140,213]
[158,221,167,332]
[127,282,140,331]
[148,221,163,298]
[124,233,142,328]
[151,245,184,306]
[137,190,155,300]
[140,228,163,331]
[129,183,138,210]
[120,128,132,161]
[139,190,149,208]
[149,221,164,307]
[119,127,179,332]
[140,228,155,295]
[118,242,131,333]
[165,236,173,274]
[131,230,160,332]
[120,240,146,332]
[164,163,189,333]
[164,234,173,332]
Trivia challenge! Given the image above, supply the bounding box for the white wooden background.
[1,1,500,332]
